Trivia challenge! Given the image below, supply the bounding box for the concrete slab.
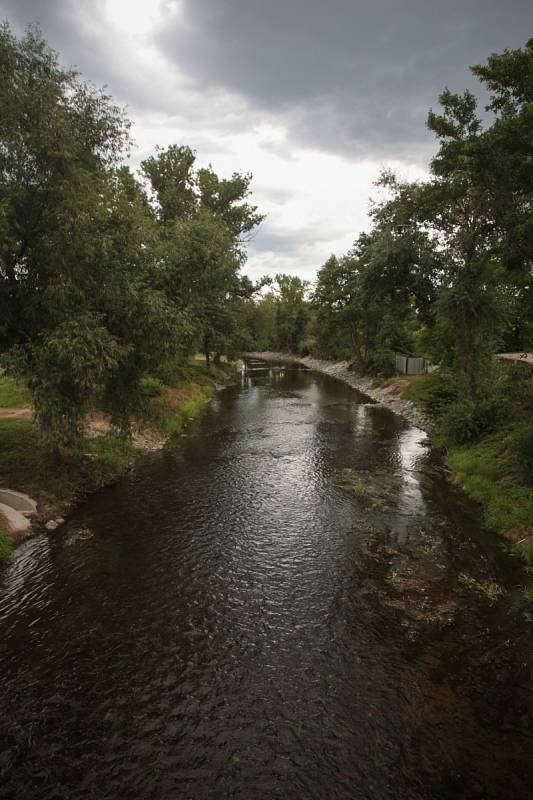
[0,489,37,514]
[0,502,31,536]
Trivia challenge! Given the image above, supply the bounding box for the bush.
[494,363,533,421]
[440,399,486,445]
[509,425,533,483]
[366,349,396,377]
[155,356,191,387]
[140,375,165,398]
[405,369,458,418]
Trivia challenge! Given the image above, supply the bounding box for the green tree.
[0,25,180,453]
[272,274,309,353]
[142,146,264,368]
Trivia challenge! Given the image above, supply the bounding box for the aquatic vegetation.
[457,572,506,602]
[331,470,369,500]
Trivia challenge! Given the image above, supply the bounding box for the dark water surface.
[0,362,531,799]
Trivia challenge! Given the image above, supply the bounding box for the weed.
[0,525,13,562]
[457,572,506,601]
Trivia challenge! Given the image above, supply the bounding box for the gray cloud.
[4,0,532,162]
[2,0,532,278]
[157,0,533,159]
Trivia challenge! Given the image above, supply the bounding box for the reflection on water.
[0,360,530,800]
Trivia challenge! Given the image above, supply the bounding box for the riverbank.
[245,352,533,566]
[0,360,239,554]
[244,352,432,432]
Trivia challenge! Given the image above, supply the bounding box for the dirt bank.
[245,352,432,433]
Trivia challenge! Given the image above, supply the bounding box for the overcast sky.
[2,1,532,282]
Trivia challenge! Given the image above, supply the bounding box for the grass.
[0,374,31,407]
[446,429,533,564]
[149,360,235,436]
[0,525,13,562]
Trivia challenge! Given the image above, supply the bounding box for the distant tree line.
[0,24,264,455]
[245,39,532,442]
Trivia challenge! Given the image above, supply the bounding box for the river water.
[0,361,531,799]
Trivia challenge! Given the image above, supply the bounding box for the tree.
[272,274,309,353]
[0,25,180,452]
[142,146,264,368]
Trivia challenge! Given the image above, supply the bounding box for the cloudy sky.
[2,1,532,282]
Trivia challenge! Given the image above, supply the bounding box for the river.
[0,360,531,799]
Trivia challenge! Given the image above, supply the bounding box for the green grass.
[0,374,31,407]
[0,525,13,562]
[447,428,533,561]
[149,359,235,436]
[86,435,137,481]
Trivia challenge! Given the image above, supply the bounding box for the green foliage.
[140,376,165,398]
[492,363,533,419]
[274,274,309,353]
[365,349,396,377]
[243,275,309,354]
[0,374,30,407]
[440,400,491,445]
[0,24,262,455]
[0,526,13,562]
[87,435,136,479]
[403,371,458,418]
[447,431,533,551]
[509,425,533,483]
[24,314,120,451]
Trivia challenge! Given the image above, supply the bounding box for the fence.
[395,354,426,375]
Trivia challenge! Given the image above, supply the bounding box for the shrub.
[366,349,396,377]
[140,375,165,398]
[440,399,486,444]
[509,425,533,483]
[405,369,458,418]
[494,363,533,421]
[157,355,191,388]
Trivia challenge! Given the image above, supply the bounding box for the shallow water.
[0,361,531,799]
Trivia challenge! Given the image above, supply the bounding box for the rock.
[45,520,59,531]
[0,489,37,515]
[0,502,31,537]
[56,517,65,524]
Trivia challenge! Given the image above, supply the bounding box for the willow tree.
[0,25,179,453]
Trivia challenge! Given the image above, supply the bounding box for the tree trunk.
[213,352,221,366]
[458,310,476,399]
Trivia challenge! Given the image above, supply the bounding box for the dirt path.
[0,406,32,421]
